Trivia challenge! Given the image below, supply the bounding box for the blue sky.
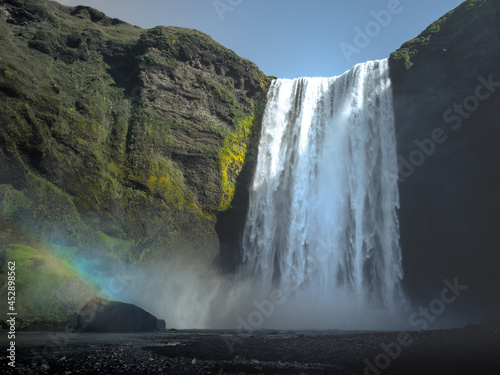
[55,0,464,78]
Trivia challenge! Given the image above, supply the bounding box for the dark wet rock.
[76,297,162,332]
[156,319,166,331]
[464,323,480,331]
[481,316,500,331]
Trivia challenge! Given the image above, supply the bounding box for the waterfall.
[241,59,405,326]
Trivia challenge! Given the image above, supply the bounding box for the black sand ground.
[1,327,499,374]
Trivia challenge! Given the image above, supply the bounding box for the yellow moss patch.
[146,174,185,209]
[218,115,254,211]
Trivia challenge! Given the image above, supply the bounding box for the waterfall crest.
[241,59,405,324]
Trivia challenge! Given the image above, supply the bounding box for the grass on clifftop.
[391,0,487,70]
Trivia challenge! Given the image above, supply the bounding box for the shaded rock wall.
[390,0,500,316]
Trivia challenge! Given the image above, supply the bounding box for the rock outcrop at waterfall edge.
[390,0,500,316]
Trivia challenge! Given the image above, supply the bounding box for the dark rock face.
[77,298,161,332]
[214,101,267,273]
[390,0,500,316]
[156,319,167,331]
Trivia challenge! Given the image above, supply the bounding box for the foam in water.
[240,59,406,328]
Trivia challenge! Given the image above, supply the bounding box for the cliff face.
[0,0,270,326]
[390,0,500,315]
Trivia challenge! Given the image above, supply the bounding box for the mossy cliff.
[0,0,271,327]
[389,0,500,315]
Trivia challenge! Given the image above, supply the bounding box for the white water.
[240,59,406,328]
[107,59,407,330]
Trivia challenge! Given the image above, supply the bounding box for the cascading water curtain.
[241,59,405,327]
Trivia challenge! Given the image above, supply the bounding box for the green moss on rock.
[0,243,95,330]
[0,0,272,320]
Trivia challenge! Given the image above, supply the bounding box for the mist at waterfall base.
[79,59,469,331]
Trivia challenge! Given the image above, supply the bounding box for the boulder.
[156,319,166,331]
[76,297,164,332]
[480,317,500,332]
